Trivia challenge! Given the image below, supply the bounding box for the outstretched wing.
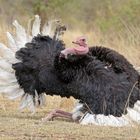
[0,15,61,112]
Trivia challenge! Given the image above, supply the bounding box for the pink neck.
[79,44,88,48]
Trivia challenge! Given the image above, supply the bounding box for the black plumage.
[12,34,140,117]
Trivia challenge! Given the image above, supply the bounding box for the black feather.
[12,35,140,116]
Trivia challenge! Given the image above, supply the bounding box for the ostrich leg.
[42,109,73,122]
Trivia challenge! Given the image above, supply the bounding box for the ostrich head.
[72,36,87,47]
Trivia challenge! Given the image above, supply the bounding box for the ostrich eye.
[81,39,85,41]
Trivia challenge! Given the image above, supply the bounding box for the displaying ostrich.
[0,15,140,127]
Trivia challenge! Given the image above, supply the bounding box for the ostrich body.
[14,35,140,126]
[0,16,140,126]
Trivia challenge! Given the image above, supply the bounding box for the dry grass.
[1,96,140,140]
[0,22,140,140]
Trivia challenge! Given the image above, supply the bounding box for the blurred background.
[0,0,140,31]
[0,0,139,66]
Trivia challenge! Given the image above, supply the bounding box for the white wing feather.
[32,15,41,36]
[20,94,35,113]
[0,58,13,72]
[6,32,18,52]
[0,15,49,113]
[0,43,19,63]
[73,101,140,127]
[13,20,27,48]
[42,20,54,36]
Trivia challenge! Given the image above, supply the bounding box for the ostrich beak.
[72,41,79,45]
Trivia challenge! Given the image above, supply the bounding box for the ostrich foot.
[41,109,73,122]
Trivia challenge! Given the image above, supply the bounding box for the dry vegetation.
[1,95,140,140]
[0,0,140,139]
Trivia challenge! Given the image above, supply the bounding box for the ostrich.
[0,15,140,127]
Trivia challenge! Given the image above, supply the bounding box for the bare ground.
[0,96,140,140]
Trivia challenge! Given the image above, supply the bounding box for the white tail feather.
[27,18,33,41]
[0,67,18,93]
[97,115,128,126]
[0,81,24,100]
[13,20,27,48]
[127,107,140,122]
[0,84,19,94]
[6,32,18,52]
[80,113,129,126]
[0,81,17,87]
[32,15,41,36]
[0,58,13,72]
[0,79,17,86]
[0,68,16,82]
[19,94,28,109]
[0,43,14,58]
[134,102,140,112]
[27,95,35,113]
[0,43,19,63]
[135,67,140,74]
[74,101,140,126]
[7,89,24,100]
[136,101,140,106]
[42,20,56,37]
[42,20,60,38]
[34,90,39,106]
[39,93,46,106]
[42,22,52,36]
[20,94,35,113]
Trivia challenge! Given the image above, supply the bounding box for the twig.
[123,81,138,114]
[84,102,94,115]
